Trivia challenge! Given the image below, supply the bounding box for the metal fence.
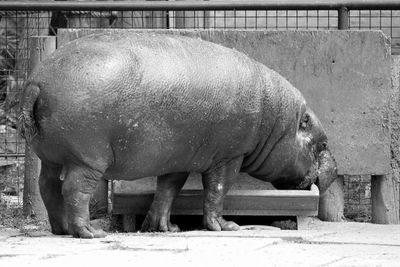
[0,0,399,220]
[344,175,372,222]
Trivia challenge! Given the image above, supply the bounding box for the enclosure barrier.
[2,0,400,10]
[0,0,399,224]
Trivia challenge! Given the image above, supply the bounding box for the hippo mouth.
[314,148,338,194]
[296,148,337,193]
[295,163,318,191]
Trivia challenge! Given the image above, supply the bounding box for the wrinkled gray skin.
[19,32,337,238]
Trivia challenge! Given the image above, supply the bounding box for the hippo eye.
[317,141,328,152]
[300,113,310,130]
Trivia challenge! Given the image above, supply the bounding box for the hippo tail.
[18,83,40,142]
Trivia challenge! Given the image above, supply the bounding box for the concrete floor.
[1,219,400,266]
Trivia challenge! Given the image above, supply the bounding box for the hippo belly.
[103,111,259,180]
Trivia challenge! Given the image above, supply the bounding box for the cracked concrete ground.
[1,219,400,266]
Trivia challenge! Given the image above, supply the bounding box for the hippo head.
[246,106,337,194]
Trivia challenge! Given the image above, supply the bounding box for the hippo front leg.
[141,173,189,232]
[202,156,243,231]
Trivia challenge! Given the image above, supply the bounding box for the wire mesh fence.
[349,10,400,52]
[344,175,372,222]
[0,1,399,221]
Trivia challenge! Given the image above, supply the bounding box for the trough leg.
[318,175,345,222]
[371,174,400,224]
[297,216,312,230]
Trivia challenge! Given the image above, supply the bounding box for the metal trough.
[112,180,319,231]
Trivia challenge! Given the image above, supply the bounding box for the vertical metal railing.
[338,6,349,29]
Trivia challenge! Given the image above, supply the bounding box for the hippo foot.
[68,222,106,239]
[141,214,181,232]
[203,216,240,231]
[49,220,69,236]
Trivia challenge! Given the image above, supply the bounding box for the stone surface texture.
[2,220,400,266]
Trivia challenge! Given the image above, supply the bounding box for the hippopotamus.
[19,32,337,238]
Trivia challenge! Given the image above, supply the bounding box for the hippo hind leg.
[141,172,189,232]
[202,156,243,231]
[61,164,107,238]
[39,161,68,235]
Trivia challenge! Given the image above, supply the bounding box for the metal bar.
[1,0,400,12]
[0,154,26,158]
[338,6,349,29]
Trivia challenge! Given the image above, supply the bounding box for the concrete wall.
[59,29,392,177]
[391,56,400,190]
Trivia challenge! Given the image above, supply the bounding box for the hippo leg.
[141,172,189,232]
[202,156,243,231]
[61,165,106,239]
[39,161,68,235]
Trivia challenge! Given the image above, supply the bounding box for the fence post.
[23,36,56,220]
[371,175,400,224]
[338,6,349,30]
[5,10,50,127]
